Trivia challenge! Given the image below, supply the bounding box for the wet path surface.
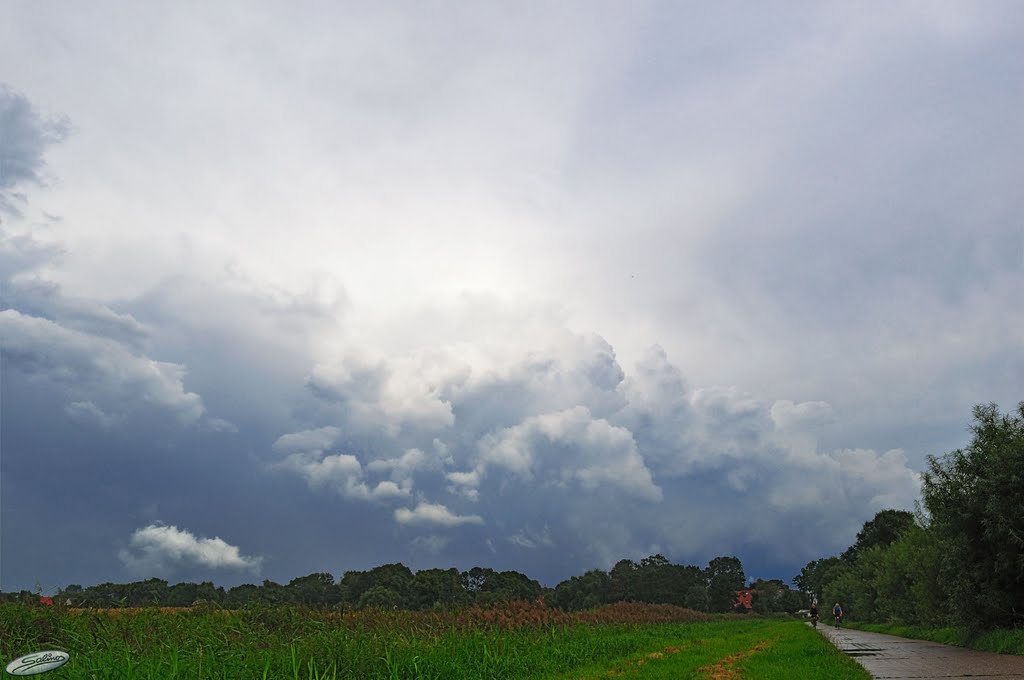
[817,624,1024,679]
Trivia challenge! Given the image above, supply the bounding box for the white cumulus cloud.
[272,426,342,455]
[394,502,484,527]
[118,523,262,575]
[475,406,663,501]
[279,452,410,502]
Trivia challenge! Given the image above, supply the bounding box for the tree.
[258,580,286,605]
[684,584,710,612]
[636,554,700,606]
[750,578,790,614]
[460,567,495,597]
[827,547,889,621]
[778,588,807,614]
[167,582,199,607]
[635,554,672,603]
[922,402,1024,629]
[705,556,745,613]
[871,523,946,625]
[286,572,339,608]
[794,556,843,604]
[550,569,610,611]
[358,586,403,609]
[338,570,367,606]
[841,509,915,563]
[341,563,414,608]
[130,578,169,606]
[479,570,543,604]
[608,559,638,602]
[226,583,260,608]
[410,568,469,610]
[58,584,83,606]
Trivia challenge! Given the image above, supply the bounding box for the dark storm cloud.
[0,89,262,590]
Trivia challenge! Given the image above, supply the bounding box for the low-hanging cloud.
[118,524,263,575]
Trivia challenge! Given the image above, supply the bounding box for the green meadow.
[0,603,866,679]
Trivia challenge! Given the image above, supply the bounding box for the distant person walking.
[832,602,843,628]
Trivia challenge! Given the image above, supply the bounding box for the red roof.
[734,589,753,609]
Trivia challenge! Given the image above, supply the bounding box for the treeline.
[797,403,1024,632]
[1,555,806,614]
[548,555,803,614]
[0,567,541,611]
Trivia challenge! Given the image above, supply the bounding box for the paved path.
[816,624,1024,679]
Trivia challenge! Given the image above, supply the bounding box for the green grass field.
[0,603,867,678]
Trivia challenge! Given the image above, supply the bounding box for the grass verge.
[843,621,1024,656]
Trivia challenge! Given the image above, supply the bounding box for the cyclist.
[809,600,819,628]
[832,602,843,628]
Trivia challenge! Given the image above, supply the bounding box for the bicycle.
[811,614,818,629]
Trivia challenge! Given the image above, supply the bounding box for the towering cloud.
[271,326,920,570]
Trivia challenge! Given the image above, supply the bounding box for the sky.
[1,1,1021,593]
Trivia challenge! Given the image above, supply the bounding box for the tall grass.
[0,604,862,678]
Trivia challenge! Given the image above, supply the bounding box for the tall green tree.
[922,402,1024,629]
[636,555,702,606]
[478,570,543,604]
[410,568,469,610]
[750,578,804,614]
[258,580,287,605]
[225,583,260,608]
[341,563,414,608]
[872,523,946,625]
[841,509,915,563]
[608,559,638,602]
[705,556,745,613]
[286,572,339,607]
[549,569,610,611]
[794,556,844,604]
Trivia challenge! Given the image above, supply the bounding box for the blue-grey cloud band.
[1,0,1021,590]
